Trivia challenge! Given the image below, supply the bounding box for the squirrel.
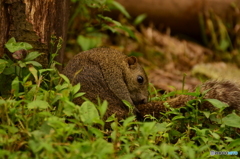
[63,47,149,120]
[136,80,240,118]
[63,47,240,121]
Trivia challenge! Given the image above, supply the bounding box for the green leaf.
[29,66,38,82]
[18,61,26,68]
[25,61,42,67]
[77,35,101,51]
[59,74,70,84]
[0,125,18,134]
[172,115,185,121]
[209,131,220,139]
[73,92,85,99]
[228,138,240,149]
[72,83,81,95]
[140,122,156,135]
[2,66,15,75]
[24,51,41,61]
[204,99,229,109]
[98,15,122,26]
[39,69,55,75]
[111,1,130,18]
[98,100,108,118]
[80,101,100,125]
[0,59,8,74]
[11,76,19,97]
[122,116,136,127]
[27,100,50,109]
[222,113,240,128]
[134,14,147,26]
[106,114,116,122]
[5,37,33,52]
[154,122,168,132]
[63,100,76,116]
[202,111,211,118]
[122,100,134,115]
[219,39,230,51]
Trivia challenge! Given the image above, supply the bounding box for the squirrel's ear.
[126,56,138,68]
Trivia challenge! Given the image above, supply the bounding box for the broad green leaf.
[55,83,69,92]
[228,138,240,149]
[0,59,8,73]
[202,111,211,118]
[63,101,76,116]
[80,101,100,125]
[93,138,114,157]
[222,113,240,128]
[123,116,136,127]
[72,83,80,95]
[98,100,108,118]
[77,35,101,51]
[5,37,33,52]
[154,122,168,132]
[27,100,50,109]
[0,125,18,134]
[29,66,38,82]
[2,66,15,75]
[88,127,104,138]
[6,37,16,43]
[204,99,229,109]
[140,122,156,135]
[24,51,41,61]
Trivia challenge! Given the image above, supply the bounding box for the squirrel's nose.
[140,97,148,104]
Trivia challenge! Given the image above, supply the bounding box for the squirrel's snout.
[133,97,147,105]
[138,97,148,105]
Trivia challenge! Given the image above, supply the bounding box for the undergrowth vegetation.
[1,38,240,159]
[1,0,240,158]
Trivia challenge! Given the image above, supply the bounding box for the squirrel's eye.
[137,75,144,84]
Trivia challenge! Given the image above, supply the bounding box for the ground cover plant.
[1,38,240,159]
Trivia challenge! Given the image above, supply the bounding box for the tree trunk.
[116,0,240,39]
[0,0,69,70]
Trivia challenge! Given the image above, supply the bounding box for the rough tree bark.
[0,0,69,70]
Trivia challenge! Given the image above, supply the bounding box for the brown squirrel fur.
[136,80,240,118]
[63,47,149,120]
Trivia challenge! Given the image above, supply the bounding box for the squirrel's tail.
[136,80,240,118]
[200,80,240,112]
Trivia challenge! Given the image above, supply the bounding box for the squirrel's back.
[63,47,149,119]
